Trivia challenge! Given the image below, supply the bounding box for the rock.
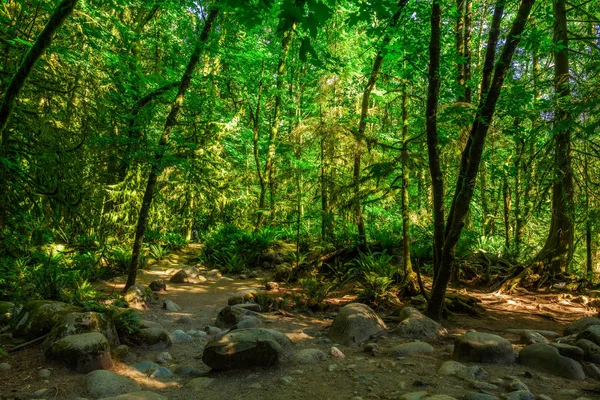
[394,307,447,341]
[171,329,193,344]
[575,339,600,363]
[520,331,549,345]
[266,282,280,291]
[174,365,203,377]
[518,343,585,380]
[505,391,535,400]
[577,325,600,346]
[549,343,585,361]
[564,316,600,336]
[280,375,293,385]
[148,279,167,292]
[228,288,260,305]
[85,370,141,398]
[133,361,161,374]
[185,377,215,390]
[453,332,515,364]
[465,393,498,400]
[206,269,222,280]
[389,341,434,357]
[232,303,262,312]
[44,312,119,350]
[329,346,345,358]
[12,300,81,340]
[328,303,387,346]
[202,328,296,370]
[584,363,600,379]
[187,329,207,338]
[169,266,206,284]
[112,345,135,363]
[124,285,156,309]
[156,352,173,364]
[508,378,529,391]
[537,396,552,400]
[215,305,263,329]
[458,365,489,381]
[45,332,113,373]
[150,367,173,378]
[469,380,498,391]
[437,360,467,376]
[291,348,328,364]
[98,392,167,400]
[273,263,293,282]
[133,328,172,350]
[425,396,456,400]
[506,329,560,339]
[248,383,262,389]
[364,343,381,356]
[38,369,51,378]
[0,362,11,370]
[205,326,221,335]
[0,301,19,326]
[399,392,428,400]
[139,320,163,329]
[233,316,263,329]
[162,300,180,312]
[30,388,52,398]
[176,315,193,324]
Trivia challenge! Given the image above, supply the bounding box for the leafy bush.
[356,272,395,307]
[148,244,167,261]
[347,250,397,279]
[112,308,141,337]
[299,277,334,309]
[162,232,187,250]
[108,246,147,272]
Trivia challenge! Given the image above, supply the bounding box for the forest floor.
[1,245,599,400]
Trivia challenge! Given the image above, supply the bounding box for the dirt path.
[1,246,599,400]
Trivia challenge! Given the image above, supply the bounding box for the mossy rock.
[12,300,81,340]
[43,312,120,351]
[132,327,172,350]
[45,332,113,373]
[124,285,156,309]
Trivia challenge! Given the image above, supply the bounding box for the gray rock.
[584,363,600,379]
[328,303,387,346]
[215,306,263,329]
[248,383,262,389]
[98,392,167,400]
[506,329,560,339]
[176,315,193,324]
[453,332,515,364]
[85,370,141,398]
[139,320,163,329]
[149,279,167,292]
[227,288,260,305]
[232,303,262,312]
[43,312,119,350]
[162,300,181,312]
[399,392,428,400]
[291,348,328,364]
[458,365,489,381]
[171,329,193,344]
[38,369,51,379]
[280,376,293,385]
[0,301,17,326]
[134,328,172,350]
[205,326,221,336]
[437,360,467,376]
[30,388,52,398]
[12,300,81,340]
[150,367,173,378]
[575,339,600,363]
[112,345,135,363]
[124,285,155,309]
[388,341,434,357]
[174,365,204,377]
[132,361,161,374]
[577,325,600,346]
[233,316,263,330]
[0,362,11,370]
[564,317,600,336]
[394,307,447,341]
[549,343,585,361]
[507,378,529,391]
[469,380,498,391]
[465,393,498,400]
[185,377,215,390]
[155,352,173,364]
[520,331,549,345]
[202,328,296,370]
[518,343,585,380]
[45,332,113,373]
[505,391,535,400]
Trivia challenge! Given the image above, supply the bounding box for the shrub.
[148,244,167,261]
[356,272,395,307]
[299,277,334,309]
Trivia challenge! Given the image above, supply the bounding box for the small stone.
[454,332,515,364]
[150,367,173,378]
[505,391,535,400]
[0,362,11,371]
[465,393,498,400]
[171,329,193,344]
[174,365,203,377]
[85,370,141,398]
[330,346,345,358]
[508,378,529,391]
[327,364,338,372]
[291,348,328,364]
[149,279,167,292]
[30,388,51,398]
[112,345,135,363]
[185,377,215,390]
[469,380,498,391]
[156,352,173,364]
[248,383,263,389]
[585,363,600,379]
[38,369,51,379]
[520,331,549,345]
[132,361,161,374]
[163,300,181,312]
[266,282,279,291]
[399,391,428,400]
[364,343,381,356]
[389,341,434,357]
[205,326,221,335]
[437,360,467,376]
[280,376,293,385]
[176,316,193,324]
[537,396,552,400]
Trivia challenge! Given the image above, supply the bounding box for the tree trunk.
[534,0,574,275]
[463,0,472,103]
[253,60,266,229]
[456,0,465,101]
[401,86,413,275]
[123,5,219,292]
[426,0,535,319]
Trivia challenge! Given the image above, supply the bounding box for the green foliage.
[112,308,142,337]
[299,277,334,308]
[148,244,167,261]
[347,250,397,280]
[161,232,187,250]
[356,272,395,307]
[108,246,147,272]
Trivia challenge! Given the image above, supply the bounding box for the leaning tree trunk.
[534,0,574,275]
[252,60,266,229]
[123,5,219,291]
[426,0,536,320]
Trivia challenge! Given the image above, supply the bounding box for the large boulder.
[564,316,600,336]
[576,325,600,346]
[215,305,263,329]
[202,328,296,370]
[99,392,167,400]
[85,370,141,398]
[394,307,447,341]
[149,279,167,292]
[133,327,172,350]
[124,285,156,309]
[388,341,434,357]
[12,300,81,340]
[44,312,119,350]
[328,303,387,346]
[45,332,113,373]
[550,343,585,362]
[575,338,600,363]
[227,288,260,306]
[169,266,206,284]
[518,343,585,380]
[453,332,515,364]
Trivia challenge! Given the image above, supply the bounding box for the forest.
[1,0,600,399]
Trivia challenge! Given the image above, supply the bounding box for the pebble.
[330,346,345,358]
[171,329,193,344]
[156,351,173,364]
[280,376,293,385]
[505,391,535,400]
[508,378,529,392]
[133,361,160,374]
[30,388,51,399]
[163,299,181,312]
[469,380,498,391]
[187,329,207,338]
[175,365,203,377]
[205,326,221,335]
[176,315,193,324]
[537,396,552,400]
[151,367,173,378]
[465,393,498,400]
[400,391,428,400]
[38,369,51,379]
[0,362,11,371]
[327,364,338,372]
[248,383,263,389]
[185,377,215,390]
